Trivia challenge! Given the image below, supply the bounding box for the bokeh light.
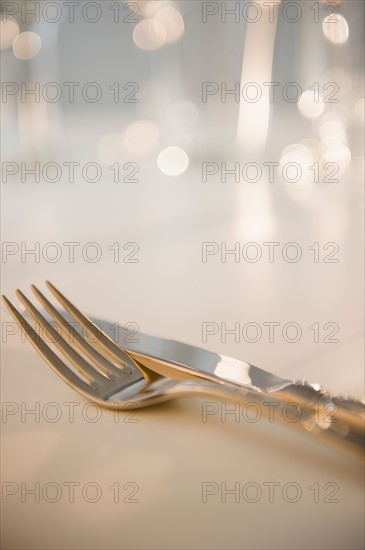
[318,115,347,146]
[13,31,42,60]
[298,90,325,119]
[123,120,160,156]
[142,1,167,18]
[157,146,189,176]
[0,18,19,50]
[280,143,315,201]
[133,19,166,50]
[322,142,351,171]
[154,5,184,43]
[322,14,349,44]
[280,143,315,176]
[132,1,184,50]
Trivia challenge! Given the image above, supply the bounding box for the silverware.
[2,282,364,461]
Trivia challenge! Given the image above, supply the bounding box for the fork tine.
[31,284,129,378]
[46,281,137,365]
[16,290,107,385]
[2,295,96,396]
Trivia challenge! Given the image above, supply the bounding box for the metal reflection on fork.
[2,282,364,462]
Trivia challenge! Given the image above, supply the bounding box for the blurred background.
[1,0,364,165]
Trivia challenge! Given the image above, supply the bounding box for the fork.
[2,282,364,461]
